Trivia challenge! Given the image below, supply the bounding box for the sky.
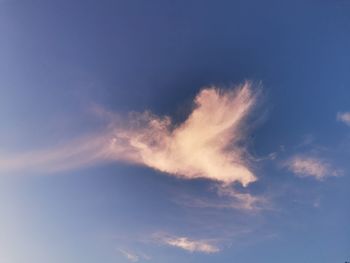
[1,0,350,262]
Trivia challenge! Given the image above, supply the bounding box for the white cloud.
[175,183,268,212]
[118,249,139,262]
[215,185,266,210]
[337,112,350,126]
[0,82,259,186]
[284,156,339,180]
[162,236,219,253]
[175,192,265,212]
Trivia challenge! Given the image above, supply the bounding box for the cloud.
[0,82,259,186]
[162,236,219,253]
[0,134,112,174]
[337,112,350,126]
[174,193,263,211]
[215,185,267,210]
[118,249,139,262]
[118,249,151,262]
[284,155,339,180]
[175,184,268,211]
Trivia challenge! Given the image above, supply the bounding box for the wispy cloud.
[0,134,112,174]
[1,82,259,186]
[118,249,139,262]
[175,183,268,212]
[174,192,266,212]
[215,185,267,210]
[284,155,339,180]
[337,112,350,126]
[118,248,150,262]
[161,236,219,253]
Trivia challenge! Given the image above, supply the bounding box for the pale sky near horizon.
[1,1,350,263]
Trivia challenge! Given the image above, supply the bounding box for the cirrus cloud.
[118,249,139,262]
[0,82,259,186]
[162,236,219,253]
[337,112,350,126]
[284,155,339,180]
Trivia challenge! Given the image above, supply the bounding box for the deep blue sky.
[1,1,350,262]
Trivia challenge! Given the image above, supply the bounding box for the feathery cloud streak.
[0,82,258,186]
[118,249,139,262]
[162,236,219,253]
[284,156,339,180]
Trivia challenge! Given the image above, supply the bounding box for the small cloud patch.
[284,155,340,180]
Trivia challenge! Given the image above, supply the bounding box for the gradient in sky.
[1,1,350,263]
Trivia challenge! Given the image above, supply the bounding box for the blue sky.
[1,0,350,262]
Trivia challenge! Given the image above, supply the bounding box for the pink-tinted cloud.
[174,183,269,212]
[162,236,219,253]
[337,112,350,126]
[108,82,258,185]
[0,133,113,173]
[284,155,339,180]
[0,82,258,186]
